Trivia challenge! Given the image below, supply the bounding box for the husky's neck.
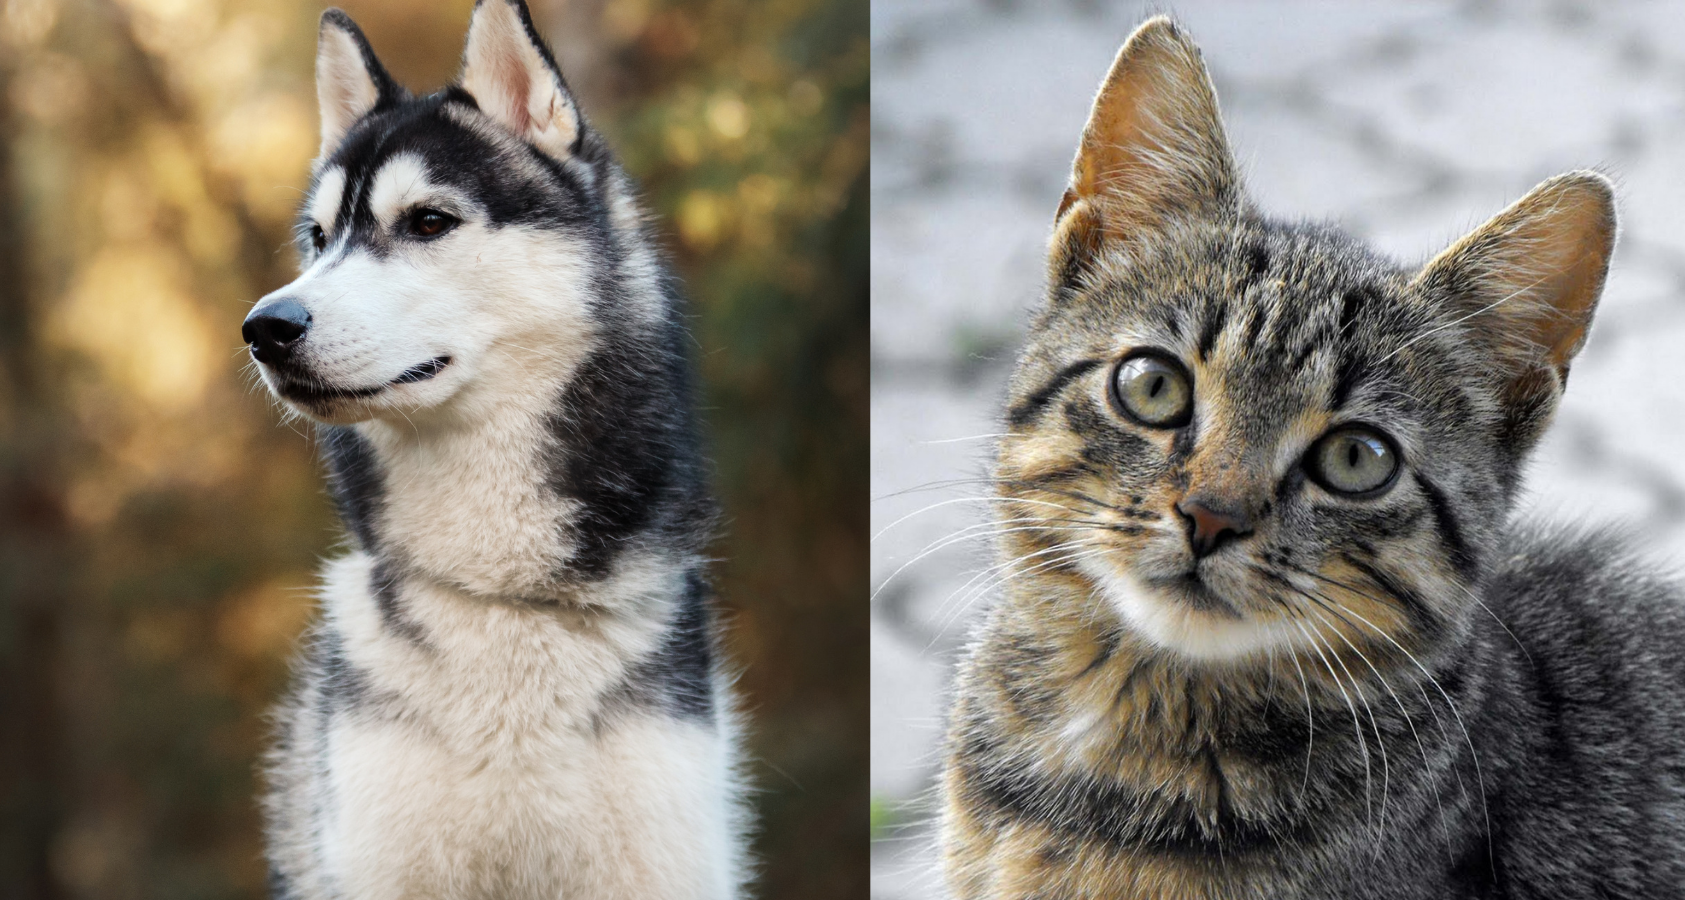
[349,396,583,599]
[320,322,712,606]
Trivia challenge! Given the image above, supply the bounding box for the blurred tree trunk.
[0,57,68,900]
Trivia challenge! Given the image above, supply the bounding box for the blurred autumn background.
[0,0,866,896]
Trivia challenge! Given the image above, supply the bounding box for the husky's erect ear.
[1414,171,1616,451]
[1052,17,1237,284]
[460,0,582,160]
[316,10,403,161]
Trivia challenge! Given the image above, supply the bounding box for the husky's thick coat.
[243,3,745,897]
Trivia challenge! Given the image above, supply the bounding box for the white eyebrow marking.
[368,153,439,227]
[309,167,347,231]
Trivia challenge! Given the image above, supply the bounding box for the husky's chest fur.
[268,554,739,899]
[248,3,745,897]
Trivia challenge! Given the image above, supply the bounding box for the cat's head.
[997,17,1615,663]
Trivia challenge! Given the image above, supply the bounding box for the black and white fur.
[246,3,746,896]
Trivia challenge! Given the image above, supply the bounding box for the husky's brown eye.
[1111,351,1192,428]
[310,224,327,252]
[1308,426,1400,496]
[408,208,457,238]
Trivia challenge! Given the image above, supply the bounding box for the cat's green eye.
[1111,352,1193,428]
[1308,426,1400,496]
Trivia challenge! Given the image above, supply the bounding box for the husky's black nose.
[243,299,312,365]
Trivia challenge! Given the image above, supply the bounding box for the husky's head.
[245,0,643,426]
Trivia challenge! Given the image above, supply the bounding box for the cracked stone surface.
[870,1,1685,895]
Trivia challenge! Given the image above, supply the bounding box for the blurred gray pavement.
[870,2,1685,896]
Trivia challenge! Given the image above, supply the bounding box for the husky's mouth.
[277,357,452,404]
[391,356,451,384]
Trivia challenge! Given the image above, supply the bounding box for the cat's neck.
[964,569,1472,860]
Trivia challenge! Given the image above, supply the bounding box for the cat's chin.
[1076,559,1303,663]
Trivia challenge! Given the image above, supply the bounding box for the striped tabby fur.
[940,16,1685,900]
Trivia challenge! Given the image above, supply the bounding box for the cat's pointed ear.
[460,0,583,160]
[316,10,404,161]
[1414,171,1615,448]
[1052,17,1238,280]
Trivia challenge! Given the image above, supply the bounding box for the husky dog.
[243,2,746,896]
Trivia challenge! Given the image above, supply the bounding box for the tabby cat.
[939,17,1685,900]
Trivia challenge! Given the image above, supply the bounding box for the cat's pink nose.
[1176,496,1253,558]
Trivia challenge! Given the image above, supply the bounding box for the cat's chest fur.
[945,593,1472,900]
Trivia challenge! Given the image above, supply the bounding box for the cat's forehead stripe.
[1194,298,1229,361]
[1007,358,1103,429]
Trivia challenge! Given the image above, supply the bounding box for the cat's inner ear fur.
[1052,16,1238,282]
[1413,171,1616,442]
[460,0,582,160]
[316,10,403,162]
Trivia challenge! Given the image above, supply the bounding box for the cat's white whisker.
[1450,579,1535,667]
[1286,644,1316,799]
[926,534,1096,628]
[1300,583,1456,863]
[1289,614,1374,831]
[1293,562,1473,805]
[1314,581,1495,866]
[870,519,1108,604]
[1298,601,1393,853]
[929,544,1111,648]
[916,432,1021,445]
[871,495,1112,542]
